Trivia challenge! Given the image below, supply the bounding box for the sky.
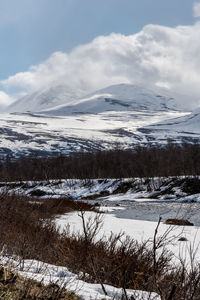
[0,0,200,108]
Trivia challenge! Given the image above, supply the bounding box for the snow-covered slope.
[7,83,192,115]
[0,110,189,157]
[141,108,200,143]
[1,83,199,156]
[6,84,87,113]
[41,83,190,115]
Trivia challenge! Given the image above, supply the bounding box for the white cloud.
[2,22,200,108]
[0,91,14,110]
[193,2,200,17]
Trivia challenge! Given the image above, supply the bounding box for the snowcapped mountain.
[7,83,192,115]
[1,83,199,157]
[41,83,190,115]
[6,84,87,113]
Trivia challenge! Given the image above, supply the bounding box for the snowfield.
[0,109,189,157]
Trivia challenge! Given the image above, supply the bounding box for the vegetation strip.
[1,142,200,181]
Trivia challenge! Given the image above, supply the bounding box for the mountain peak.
[7,83,193,115]
[40,83,191,116]
[6,84,88,113]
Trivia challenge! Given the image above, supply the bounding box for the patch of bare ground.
[165,218,194,226]
[0,266,79,299]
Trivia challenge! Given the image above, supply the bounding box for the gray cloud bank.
[1,22,200,109]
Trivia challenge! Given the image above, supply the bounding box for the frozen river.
[102,201,200,226]
[56,201,200,268]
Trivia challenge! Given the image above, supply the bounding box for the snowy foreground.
[2,177,200,299]
[7,205,196,299]
[1,205,199,300]
[56,209,200,267]
[0,257,160,300]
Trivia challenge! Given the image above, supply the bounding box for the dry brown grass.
[0,193,169,294]
[0,266,79,299]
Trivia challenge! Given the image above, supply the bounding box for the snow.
[6,84,88,113]
[0,257,160,300]
[1,83,194,156]
[41,83,191,115]
[7,83,192,115]
[144,108,200,142]
[99,206,126,212]
[0,83,198,155]
[0,109,189,156]
[56,211,200,267]
[0,178,122,199]
[98,192,200,203]
[97,192,157,202]
[1,177,199,203]
[2,176,200,298]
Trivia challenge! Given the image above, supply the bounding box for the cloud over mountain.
[2,22,200,108]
